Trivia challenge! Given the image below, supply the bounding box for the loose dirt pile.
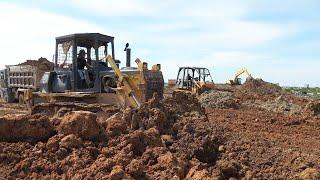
[31,102,119,120]
[199,90,239,109]
[237,78,315,116]
[304,100,320,116]
[0,78,319,179]
[242,96,303,115]
[0,103,27,117]
[201,78,320,179]
[18,57,54,71]
[0,91,239,179]
[202,78,313,116]
[239,78,283,96]
[0,114,55,142]
[206,108,320,179]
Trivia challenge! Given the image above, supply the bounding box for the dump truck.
[0,58,53,103]
[1,33,164,110]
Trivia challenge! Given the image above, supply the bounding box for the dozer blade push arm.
[106,55,141,108]
[192,79,202,89]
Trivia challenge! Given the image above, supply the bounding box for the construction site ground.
[0,78,319,179]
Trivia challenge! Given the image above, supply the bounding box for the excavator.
[175,67,214,94]
[21,33,164,114]
[226,67,253,85]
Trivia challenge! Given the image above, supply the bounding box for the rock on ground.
[0,114,55,142]
[58,111,106,141]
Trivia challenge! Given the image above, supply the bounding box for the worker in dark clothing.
[77,49,88,70]
[187,73,193,88]
[77,49,92,87]
[187,73,192,81]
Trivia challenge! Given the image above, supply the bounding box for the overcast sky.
[0,0,319,86]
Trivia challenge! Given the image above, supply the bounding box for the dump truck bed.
[7,65,44,89]
[6,64,50,90]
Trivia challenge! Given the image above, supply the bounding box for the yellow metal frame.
[106,55,142,108]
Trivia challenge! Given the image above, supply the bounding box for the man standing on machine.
[77,49,92,87]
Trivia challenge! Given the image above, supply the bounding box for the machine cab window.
[54,33,115,90]
[176,67,214,93]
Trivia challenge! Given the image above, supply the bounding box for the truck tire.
[0,89,4,101]
[1,89,14,103]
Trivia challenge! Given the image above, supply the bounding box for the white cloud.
[67,0,295,58]
[69,0,153,16]
[202,21,292,47]
[202,51,272,67]
[183,0,247,20]
[1,1,318,87]
[70,0,247,20]
[0,2,103,68]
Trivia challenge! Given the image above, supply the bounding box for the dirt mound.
[299,168,320,179]
[199,79,304,115]
[207,108,320,179]
[1,87,319,179]
[232,78,310,115]
[123,91,204,135]
[304,100,320,116]
[241,78,283,96]
[18,57,54,70]
[161,90,203,114]
[0,114,55,142]
[109,92,225,179]
[171,111,222,164]
[31,102,119,118]
[0,103,27,117]
[243,96,302,115]
[58,111,106,141]
[235,78,284,102]
[199,90,239,109]
[0,91,229,179]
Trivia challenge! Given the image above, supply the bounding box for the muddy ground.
[0,78,319,179]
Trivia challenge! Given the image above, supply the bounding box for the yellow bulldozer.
[174,67,214,94]
[5,33,165,114]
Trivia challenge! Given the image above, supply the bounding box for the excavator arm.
[233,67,252,80]
[226,67,253,85]
[192,79,202,89]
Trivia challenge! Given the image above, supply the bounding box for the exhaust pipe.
[124,43,131,67]
[126,48,131,67]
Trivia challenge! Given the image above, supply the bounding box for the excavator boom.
[233,67,252,80]
[226,67,253,85]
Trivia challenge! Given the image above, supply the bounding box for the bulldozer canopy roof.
[56,33,114,45]
[179,67,210,71]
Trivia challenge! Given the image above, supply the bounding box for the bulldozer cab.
[176,67,213,92]
[54,33,115,91]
